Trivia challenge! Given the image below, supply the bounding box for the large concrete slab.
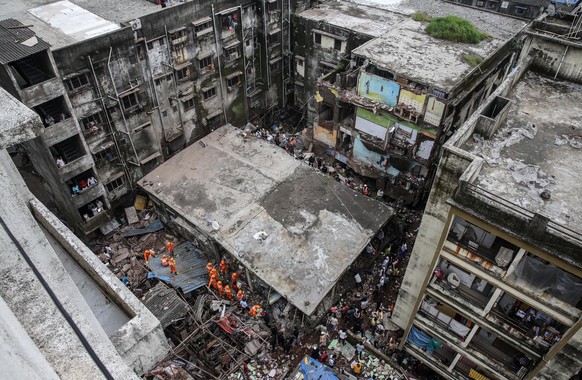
[139,125,393,315]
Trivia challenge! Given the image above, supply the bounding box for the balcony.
[72,183,105,208]
[20,77,66,106]
[171,35,188,46]
[57,155,94,181]
[41,117,78,146]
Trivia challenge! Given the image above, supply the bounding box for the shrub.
[425,16,489,44]
[411,12,432,22]
[462,53,484,67]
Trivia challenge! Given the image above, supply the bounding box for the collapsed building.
[391,10,582,380]
[293,0,528,205]
[138,124,394,319]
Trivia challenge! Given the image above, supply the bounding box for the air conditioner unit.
[129,19,142,31]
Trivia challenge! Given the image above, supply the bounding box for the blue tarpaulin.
[297,356,340,380]
[407,326,430,349]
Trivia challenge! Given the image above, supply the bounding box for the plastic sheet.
[514,255,582,306]
[407,326,430,349]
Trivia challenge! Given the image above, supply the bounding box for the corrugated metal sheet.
[147,241,208,294]
[142,283,189,329]
[0,19,51,64]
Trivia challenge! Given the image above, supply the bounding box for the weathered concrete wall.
[535,327,582,380]
[523,34,582,84]
[392,58,532,333]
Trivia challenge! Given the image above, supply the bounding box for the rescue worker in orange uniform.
[160,254,169,266]
[217,281,224,298]
[166,241,175,256]
[209,267,218,280]
[144,249,154,264]
[208,273,218,289]
[236,289,245,302]
[249,304,262,318]
[224,285,233,300]
[231,272,240,292]
[169,257,178,275]
[206,262,214,274]
[219,259,228,275]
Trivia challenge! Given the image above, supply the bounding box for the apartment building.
[391,22,582,379]
[0,0,297,237]
[295,0,526,205]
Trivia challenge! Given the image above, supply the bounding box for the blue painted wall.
[357,72,400,107]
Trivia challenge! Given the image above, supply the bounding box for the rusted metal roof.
[0,19,51,64]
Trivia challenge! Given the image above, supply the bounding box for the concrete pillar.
[461,324,480,348]
[481,288,503,316]
[447,353,462,372]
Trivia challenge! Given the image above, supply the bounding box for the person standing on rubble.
[169,257,178,275]
[219,259,228,275]
[217,281,224,298]
[208,272,218,289]
[206,262,214,275]
[231,271,240,292]
[249,304,262,318]
[224,285,233,300]
[165,240,175,256]
[144,249,155,265]
[339,329,347,345]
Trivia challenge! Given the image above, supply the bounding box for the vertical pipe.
[165,25,184,144]
[211,5,228,123]
[87,55,132,188]
[106,47,140,166]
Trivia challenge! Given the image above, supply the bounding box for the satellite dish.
[212,221,220,230]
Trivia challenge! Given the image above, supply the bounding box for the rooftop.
[350,0,527,92]
[0,0,160,49]
[464,71,582,235]
[139,125,393,315]
[298,1,406,38]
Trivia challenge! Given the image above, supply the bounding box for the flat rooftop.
[0,0,160,49]
[464,71,582,235]
[351,0,526,92]
[139,125,393,315]
[298,1,406,38]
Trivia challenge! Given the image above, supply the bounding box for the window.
[155,78,162,86]
[227,75,240,88]
[94,147,117,162]
[121,93,139,111]
[66,73,90,91]
[334,39,342,51]
[314,33,321,45]
[199,56,213,69]
[176,66,190,80]
[81,113,103,130]
[224,46,239,62]
[297,59,304,67]
[183,98,195,110]
[194,20,213,33]
[147,41,154,50]
[514,6,526,15]
[203,87,216,100]
[106,177,124,192]
[159,38,166,46]
[271,60,281,72]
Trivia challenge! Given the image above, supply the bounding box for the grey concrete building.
[391,20,582,380]
[0,86,169,378]
[0,0,299,237]
[295,0,527,205]
[138,124,393,320]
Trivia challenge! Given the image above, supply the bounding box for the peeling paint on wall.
[357,72,400,106]
[313,124,336,147]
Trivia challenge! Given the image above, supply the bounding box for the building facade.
[295,1,526,205]
[0,0,300,237]
[392,26,582,379]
